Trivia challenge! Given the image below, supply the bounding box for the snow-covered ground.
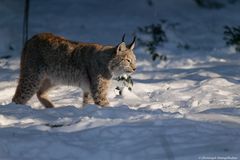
[0,0,240,159]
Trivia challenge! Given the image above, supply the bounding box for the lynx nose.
[133,67,136,71]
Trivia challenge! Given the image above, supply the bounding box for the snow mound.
[0,103,240,160]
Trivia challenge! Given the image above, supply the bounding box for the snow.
[0,0,240,159]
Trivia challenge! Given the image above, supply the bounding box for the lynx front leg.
[90,77,110,107]
[83,92,94,106]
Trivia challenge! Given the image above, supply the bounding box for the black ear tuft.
[122,34,126,42]
[129,36,136,50]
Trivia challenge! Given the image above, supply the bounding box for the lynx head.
[109,35,137,77]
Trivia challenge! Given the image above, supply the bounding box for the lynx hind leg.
[83,92,94,106]
[12,74,42,105]
[37,78,54,108]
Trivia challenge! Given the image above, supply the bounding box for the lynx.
[12,33,136,107]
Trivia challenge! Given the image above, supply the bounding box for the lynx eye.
[126,59,131,63]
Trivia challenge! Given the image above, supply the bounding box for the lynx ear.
[129,36,136,50]
[116,42,126,53]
